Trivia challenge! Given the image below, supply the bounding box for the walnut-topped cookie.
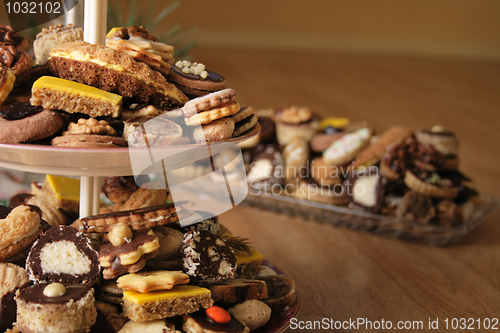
[64,118,116,136]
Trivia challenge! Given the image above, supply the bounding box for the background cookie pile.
[0,24,258,147]
[1,174,298,333]
[241,106,479,227]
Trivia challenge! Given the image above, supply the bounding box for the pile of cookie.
[0,174,297,333]
[0,24,258,147]
[241,106,479,227]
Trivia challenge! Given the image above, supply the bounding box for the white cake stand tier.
[0,123,260,218]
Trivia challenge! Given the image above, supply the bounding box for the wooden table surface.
[192,46,500,332]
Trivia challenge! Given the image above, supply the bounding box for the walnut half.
[64,118,116,136]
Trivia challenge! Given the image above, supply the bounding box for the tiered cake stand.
[0,2,298,331]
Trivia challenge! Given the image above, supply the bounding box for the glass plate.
[243,191,499,246]
[0,123,260,177]
[255,260,300,333]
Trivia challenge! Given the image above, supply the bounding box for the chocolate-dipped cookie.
[98,227,159,280]
[26,225,100,286]
[183,309,250,333]
[0,102,66,144]
[246,143,284,192]
[15,282,97,333]
[343,166,386,213]
[167,60,228,98]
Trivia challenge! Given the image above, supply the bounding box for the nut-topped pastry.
[183,307,250,333]
[0,204,43,262]
[0,64,15,105]
[15,282,97,333]
[47,41,188,107]
[52,117,127,148]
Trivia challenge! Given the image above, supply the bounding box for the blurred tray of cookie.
[243,191,499,246]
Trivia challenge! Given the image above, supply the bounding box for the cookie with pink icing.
[323,128,372,166]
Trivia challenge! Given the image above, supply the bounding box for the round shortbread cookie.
[192,118,235,143]
[233,114,258,137]
[181,88,237,118]
[185,102,240,126]
[52,134,127,148]
[230,106,254,123]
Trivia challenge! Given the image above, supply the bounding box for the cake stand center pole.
[80,176,101,219]
[84,0,108,44]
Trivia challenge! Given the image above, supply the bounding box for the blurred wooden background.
[1,0,499,59]
[164,0,500,59]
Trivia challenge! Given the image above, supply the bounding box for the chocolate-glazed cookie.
[0,103,66,144]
